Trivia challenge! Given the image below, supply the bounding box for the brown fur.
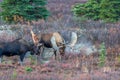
[30,31,65,60]
[53,32,64,44]
[40,32,64,46]
[40,33,53,42]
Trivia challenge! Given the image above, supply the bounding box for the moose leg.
[0,51,3,63]
[39,46,44,58]
[37,46,44,64]
[54,50,57,60]
[54,50,61,61]
[0,56,3,63]
[19,53,26,66]
[51,36,61,61]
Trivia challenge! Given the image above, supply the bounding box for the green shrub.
[99,0,120,22]
[99,42,106,67]
[25,66,33,73]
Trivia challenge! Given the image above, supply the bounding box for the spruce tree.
[83,0,100,20]
[72,0,101,20]
[0,0,50,23]
[99,0,120,22]
[72,0,120,22]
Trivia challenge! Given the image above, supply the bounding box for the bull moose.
[31,30,78,61]
[0,38,37,65]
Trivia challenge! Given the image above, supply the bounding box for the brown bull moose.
[30,30,77,61]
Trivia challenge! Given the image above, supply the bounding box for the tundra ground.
[0,52,120,80]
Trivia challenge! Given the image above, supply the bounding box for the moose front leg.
[54,50,61,61]
[51,36,61,61]
[0,49,3,63]
[54,50,57,60]
[36,45,44,64]
[19,53,26,66]
[0,56,3,63]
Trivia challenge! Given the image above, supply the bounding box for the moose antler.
[30,30,39,45]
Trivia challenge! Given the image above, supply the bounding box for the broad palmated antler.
[67,32,77,47]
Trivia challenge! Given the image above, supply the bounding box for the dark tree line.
[0,0,50,23]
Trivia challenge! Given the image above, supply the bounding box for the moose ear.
[30,30,39,45]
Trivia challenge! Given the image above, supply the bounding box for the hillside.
[47,0,87,16]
